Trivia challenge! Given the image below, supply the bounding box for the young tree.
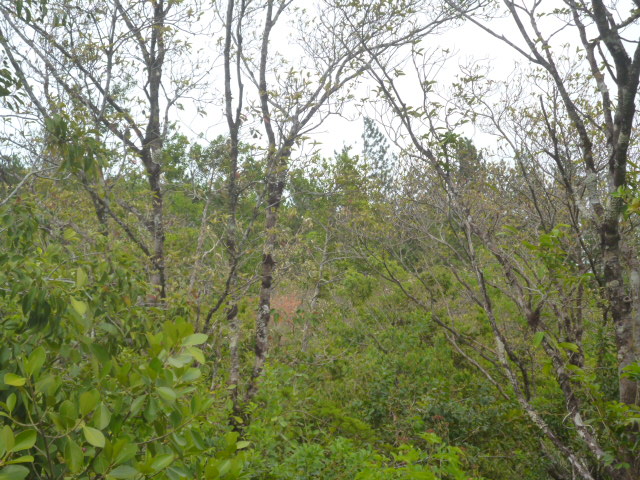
[448,0,640,409]
[0,0,205,300]
[346,1,640,478]
[363,116,395,194]
[220,0,463,402]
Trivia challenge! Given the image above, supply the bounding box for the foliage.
[0,199,246,479]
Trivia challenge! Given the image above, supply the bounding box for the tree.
[447,0,640,409]
[347,1,640,478]
[0,0,205,300]
[210,0,464,406]
[362,116,395,194]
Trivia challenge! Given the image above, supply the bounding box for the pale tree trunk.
[302,227,330,352]
[146,159,166,300]
[244,0,431,401]
[142,0,168,300]
[463,221,604,480]
[248,167,285,400]
[362,28,634,477]
[189,199,210,326]
[246,0,285,401]
[221,0,246,418]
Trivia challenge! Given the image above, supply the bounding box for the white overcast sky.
[176,0,636,160]
[180,18,519,156]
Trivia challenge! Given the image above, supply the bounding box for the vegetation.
[0,1,639,479]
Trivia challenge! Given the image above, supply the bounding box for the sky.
[175,2,525,160]
[310,18,523,156]
[2,0,634,167]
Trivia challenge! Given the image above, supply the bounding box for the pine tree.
[362,117,395,194]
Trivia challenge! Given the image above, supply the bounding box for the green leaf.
[93,403,112,430]
[0,465,30,480]
[236,441,251,450]
[71,297,88,316]
[11,431,36,452]
[76,267,88,288]
[151,453,174,471]
[156,387,177,404]
[63,228,79,242]
[25,347,45,377]
[532,331,545,348]
[185,347,204,364]
[4,374,26,387]
[79,389,100,416]
[0,426,15,455]
[83,426,105,448]
[558,342,580,353]
[622,362,640,381]
[59,399,78,423]
[129,395,146,416]
[167,355,191,368]
[6,393,16,413]
[64,438,83,473]
[180,368,201,383]
[108,465,139,479]
[5,455,33,465]
[181,333,208,346]
[165,465,190,479]
[113,441,137,465]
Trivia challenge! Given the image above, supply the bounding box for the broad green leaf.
[0,426,15,454]
[532,331,545,348]
[113,442,137,465]
[167,355,191,368]
[108,465,139,479]
[185,347,204,364]
[35,374,59,396]
[47,412,65,432]
[181,333,208,346]
[71,297,88,316]
[236,441,251,450]
[83,426,105,448]
[4,374,26,387]
[11,430,36,452]
[93,403,112,430]
[76,267,88,288]
[558,342,580,353]
[79,389,100,416]
[129,395,146,416]
[217,459,231,477]
[151,453,174,471]
[90,343,111,364]
[25,347,45,376]
[64,438,83,473]
[0,465,29,480]
[180,368,201,383]
[156,387,177,404]
[5,455,33,465]
[59,399,78,423]
[6,393,16,413]
[225,431,239,447]
[165,465,190,479]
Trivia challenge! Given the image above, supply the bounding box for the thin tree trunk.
[302,228,330,352]
[246,0,287,401]
[222,0,247,419]
[189,200,210,295]
[247,183,281,400]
